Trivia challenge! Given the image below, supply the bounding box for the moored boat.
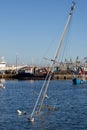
[72,77,86,85]
[13,71,47,80]
[72,67,86,85]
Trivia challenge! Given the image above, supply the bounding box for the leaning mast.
[29,1,75,122]
[38,2,75,113]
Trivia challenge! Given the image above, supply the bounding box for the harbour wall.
[0,74,87,80]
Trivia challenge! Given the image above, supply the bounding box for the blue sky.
[0,0,87,65]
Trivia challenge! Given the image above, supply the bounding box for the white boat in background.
[0,56,27,72]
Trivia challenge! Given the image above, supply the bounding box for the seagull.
[17,110,22,115]
[17,109,27,115]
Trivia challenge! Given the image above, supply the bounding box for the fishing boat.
[17,2,75,122]
[72,77,86,85]
[14,70,47,80]
[72,67,86,85]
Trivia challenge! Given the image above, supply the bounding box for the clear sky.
[0,0,87,66]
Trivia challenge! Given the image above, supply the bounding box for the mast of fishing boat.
[29,1,75,122]
[38,1,75,113]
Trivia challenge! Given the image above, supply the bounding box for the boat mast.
[30,1,75,120]
[38,2,75,113]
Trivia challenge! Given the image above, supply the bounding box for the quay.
[0,73,87,80]
[0,74,15,79]
[53,74,87,80]
[0,56,87,80]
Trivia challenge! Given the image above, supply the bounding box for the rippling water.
[0,80,87,130]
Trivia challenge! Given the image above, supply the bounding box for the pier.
[0,73,87,80]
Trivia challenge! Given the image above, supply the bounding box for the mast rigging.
[29,1,75,122]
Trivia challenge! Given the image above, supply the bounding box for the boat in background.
[0,56,27,73]
[14,71,47,80]
[72,77,86,85]
[72,67,86,85]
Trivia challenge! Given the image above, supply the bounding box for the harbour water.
[0,80,87,130]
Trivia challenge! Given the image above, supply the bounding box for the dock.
[0,73,87,80]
